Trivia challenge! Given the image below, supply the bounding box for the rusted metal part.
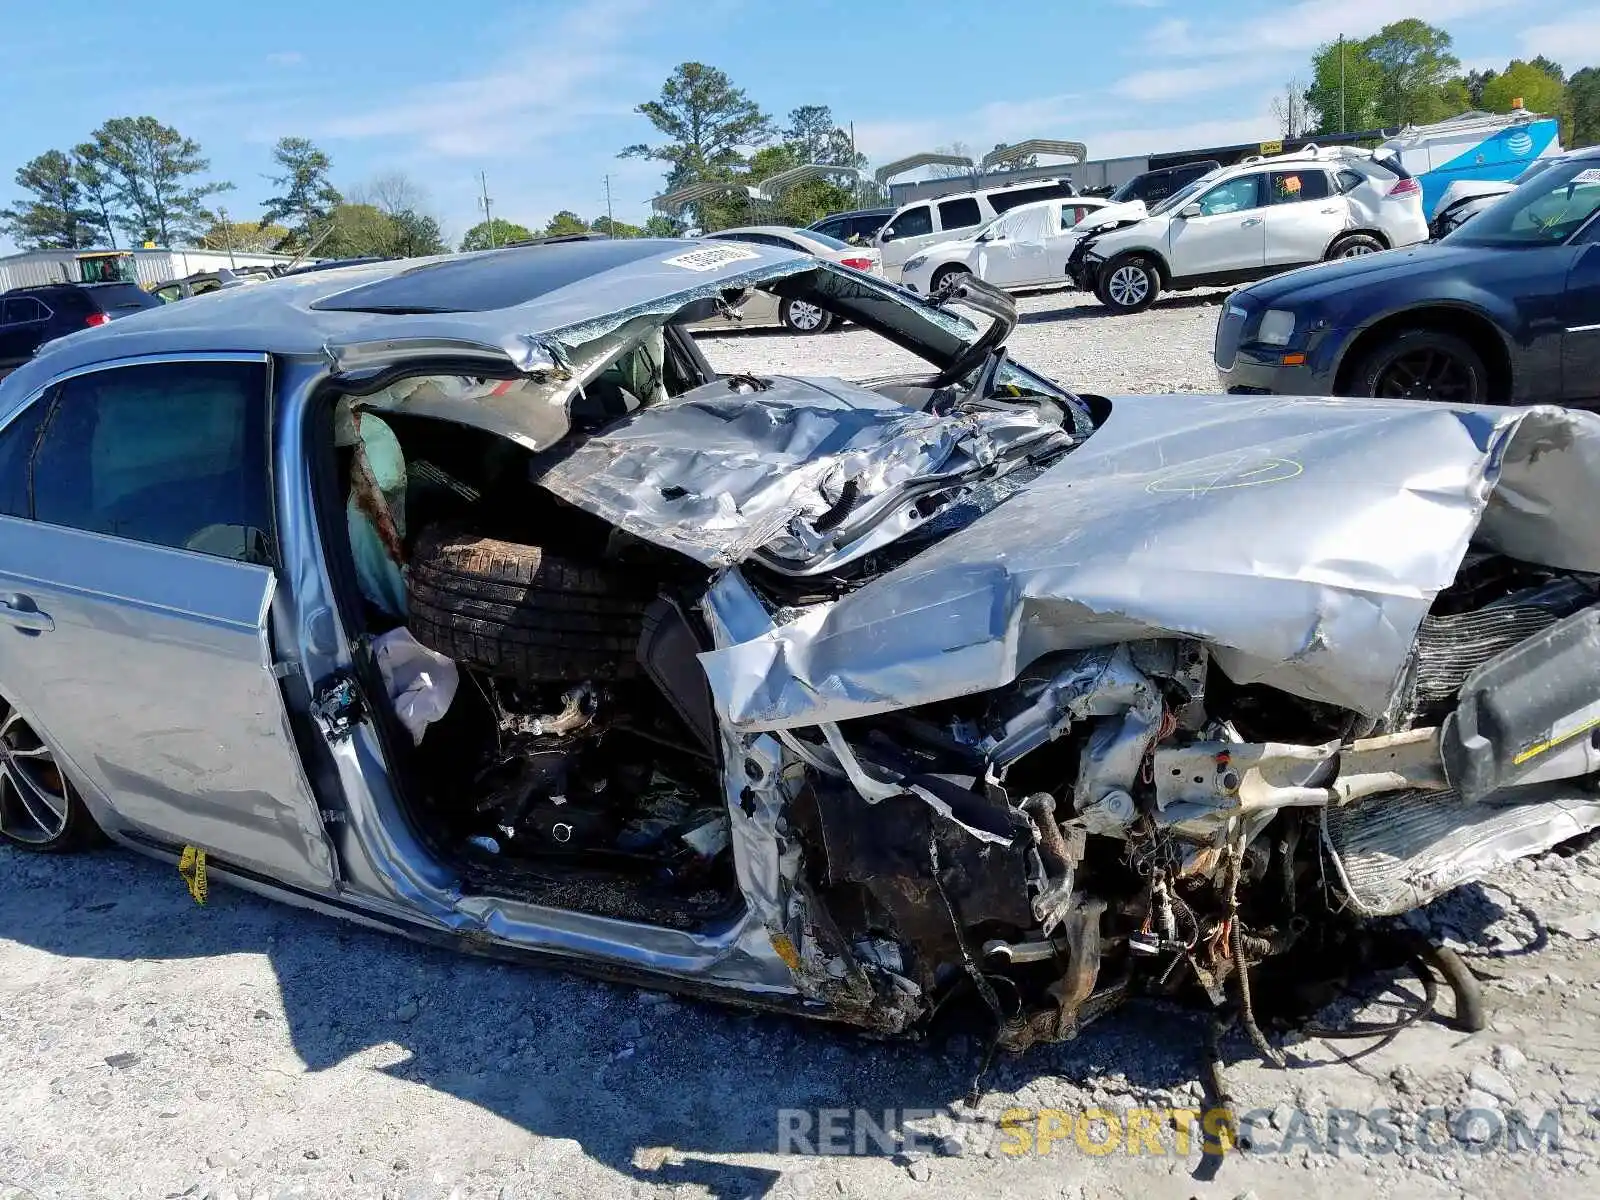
[1000,898,1107,1050]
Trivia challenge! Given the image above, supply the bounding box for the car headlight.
[1257,309,1296,346]
[902,255,928,271]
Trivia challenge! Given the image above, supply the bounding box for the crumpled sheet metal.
[699,395,1600,730]
[537,375,1054,568]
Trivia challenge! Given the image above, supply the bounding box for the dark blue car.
[1215,146,1600,406]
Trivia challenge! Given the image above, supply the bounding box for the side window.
[814,219,847,240]
[883,206,932,241]
[2,297,45,324]
[1196,175,1264,216]
[1062,206,1090,230]
[938,197,982,230]
[0,399,49,518]
[989,185,1062,214]
[30,360,275,563]
[1268,170,1331,203]
[1336,169,1365,194]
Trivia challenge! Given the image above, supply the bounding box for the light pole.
[477,172,495,247]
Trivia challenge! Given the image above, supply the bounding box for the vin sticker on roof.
[663,245,762,271]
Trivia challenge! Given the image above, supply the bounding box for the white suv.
[1068,147,1429,314]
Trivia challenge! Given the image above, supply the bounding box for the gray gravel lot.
[5,289,1600,1200]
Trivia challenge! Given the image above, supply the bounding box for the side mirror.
[1178,203,1203,219]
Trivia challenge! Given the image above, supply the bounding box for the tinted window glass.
[938,198,982,229]
[2,297,45,324]
[1336,169,1365,194]
[883,206,932,240]
[90,284,159,315]
[1268,170,1331,203]
[0,399,48,517]
[1197,175,1264,216]
[31,360,274,563]
[989,185,1058,214]
[813,219,847,240]
[802,229,851,250]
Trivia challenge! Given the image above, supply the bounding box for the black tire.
[1097,254,1160,314]
[1346,328,1491,405]
[779,297,834,335]
[406,528,651,684]
[1327,232,1385,259]
[0,695,100,853]
[930,264,973,296]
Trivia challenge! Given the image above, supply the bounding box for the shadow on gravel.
[2,845,1394,1197]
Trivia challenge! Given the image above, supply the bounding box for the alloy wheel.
[1340,243,1378,257]
[0,700,71,845]
[1373,348,1477,403]
[786,301,826,332]
[1107,264,1149,308]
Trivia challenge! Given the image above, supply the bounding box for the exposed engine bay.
[325,268,1600,1063]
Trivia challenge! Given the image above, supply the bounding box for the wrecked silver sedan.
[4,237,1600,1054]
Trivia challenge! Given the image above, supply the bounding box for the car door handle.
[1320,207,1340,214]
[0,595,53,633]
[1241,217,1262,227]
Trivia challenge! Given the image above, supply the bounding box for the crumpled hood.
[699,392,1600,730]
[536,375,1065,569]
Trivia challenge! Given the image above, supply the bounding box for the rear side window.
[938,197,982,229]
[1,297,48,324]
[813,219,847,240]
[989,183,1073,214]
[1268,170,1332,203]
[1336,170,1366,194]
[883,206,932,240]
[29,360,275,563]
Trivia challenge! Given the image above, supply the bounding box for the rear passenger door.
[1262,168,1344,266]
[0,355,338,889]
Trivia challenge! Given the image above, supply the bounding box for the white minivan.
[875,177,1079,273]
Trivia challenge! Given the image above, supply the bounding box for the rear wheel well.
[1328,228,1390,254]
[1335,307,1511,400]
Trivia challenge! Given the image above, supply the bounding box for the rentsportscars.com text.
[775,1104,1582,1158]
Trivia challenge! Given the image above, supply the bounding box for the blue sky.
[3,0,1598,250]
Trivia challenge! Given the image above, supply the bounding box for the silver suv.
[1068,147,1430,313]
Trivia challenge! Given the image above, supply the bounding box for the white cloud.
[853,94,1083,162]
[1114,61,1277,102]
[315,0,655,157]
[1522,11,1600,65]
[1148,0,1517,57]
[265,51,305,67]
[1115,0,1166,7]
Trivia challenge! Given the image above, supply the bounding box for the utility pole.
[1339,34,1347,134]
[218,205,236,267]
[477,171,495,247]
[604,174,614,232]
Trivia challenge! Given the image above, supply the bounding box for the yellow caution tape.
[178,845,208,905]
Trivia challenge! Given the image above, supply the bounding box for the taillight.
[840,256,876,270]
[84,312,110,327]
[1387,177,1421,199]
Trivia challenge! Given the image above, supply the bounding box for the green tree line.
[1297,19,1599,144]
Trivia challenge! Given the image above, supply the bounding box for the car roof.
[813,208,893,220]
[0,238,812,400]
[709,225,818,239]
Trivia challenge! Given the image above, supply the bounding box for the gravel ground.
[6,289,1600,1200]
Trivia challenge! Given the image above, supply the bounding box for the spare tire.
[406,527,649,683]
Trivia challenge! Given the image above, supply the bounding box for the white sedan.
[898,197,1111,296]
[689,226,882,334]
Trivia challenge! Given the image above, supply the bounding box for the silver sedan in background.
[689,226,881,334]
